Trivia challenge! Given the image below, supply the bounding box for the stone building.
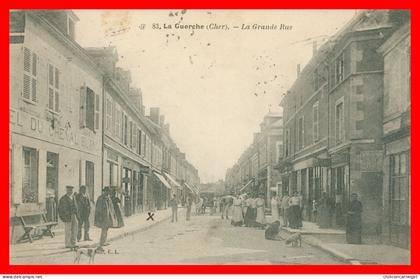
[279,10,410,239]
[378,18,410,249]
[10,10,103,241]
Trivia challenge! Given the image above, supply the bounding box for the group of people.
[58,185,125,251]
[219,193,267,229]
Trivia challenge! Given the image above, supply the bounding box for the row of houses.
[224,112,283,203]
[9,10,200,243]
[225,10,410,249]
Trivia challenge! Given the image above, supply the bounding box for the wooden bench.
[16,211,58,243]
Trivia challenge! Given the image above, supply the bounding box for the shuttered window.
[48,64,60,113]
[95,94,100,130]
[137,129,142,155]
[23,47,37,102]
[80,87,96,132]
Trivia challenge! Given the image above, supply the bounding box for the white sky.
[74,9,356,183]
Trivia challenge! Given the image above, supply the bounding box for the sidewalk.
[10,208,174,260]
[273,217,410,265]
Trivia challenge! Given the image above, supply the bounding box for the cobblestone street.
[11,211,342,265]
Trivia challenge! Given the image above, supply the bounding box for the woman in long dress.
[255,194,266,229]
[346,193,363,244]
[271,193,280,222]
[231,196,244,226]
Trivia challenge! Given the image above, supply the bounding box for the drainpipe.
[101,75,106,193]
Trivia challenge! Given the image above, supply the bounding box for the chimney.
[160,115,165,127]
[164,124,170,135]
[297,64,301,77]
[149,107,160,125]
[312,41,318,56]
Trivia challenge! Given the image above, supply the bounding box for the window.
[123,114,128,145]
[22,147,38,203]
[67,17,75,39]
[137,129,142,155]
[80,87,97,132]
[285,129,289,158]
[129,121,133,148]
[132,125,137,151]
[47,64,60,112]
[106,98,112,132]
[95,95,100,130]
[335,100,344,144]
[276,141,282,163]
[115,105,121,139]
[23,47,37,102]
[390,152,409,226]
[335,53,344,83]
[298,116,304,150]
[313,102,319,143]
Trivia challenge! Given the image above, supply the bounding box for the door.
[46,152,59,222]
[85,161,94,202]
[390,153,410,249]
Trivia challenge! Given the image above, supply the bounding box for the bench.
[15,211,58,243]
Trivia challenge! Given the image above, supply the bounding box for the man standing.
[186,195,192,221]
[169,194,178,223]
[94,187,117,250]
[281,192,290,227]
[58,185,79,249]
[75,185,92,242]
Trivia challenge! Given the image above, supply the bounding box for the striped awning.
[163,172,182,189]
[153,171,171,189]
[239,179,254,193]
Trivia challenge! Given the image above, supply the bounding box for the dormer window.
[67,16,75,39]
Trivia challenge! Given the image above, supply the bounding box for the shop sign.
[331,153,349,166]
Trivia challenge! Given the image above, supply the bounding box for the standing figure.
[281,192,290,227]
[211,197,217,215]
[58,185,79,248]
[197,197,203,215]
[231,195,244,226]
[201,197,207,214]
[94,187,117,250]
[346,193,363,244]
[250,195,258,227]
[111,188,124,228]
[255,194,266,229]
[169,194,178,223]
[270,192,280,222]
[297,191,304,228]
[186,195,193,221]
[75,185,92,242]
[243,194,253,226]
[288,191,302,229]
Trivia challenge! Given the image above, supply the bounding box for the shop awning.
[184,183,199,194]
[239,179,254,193]
[153,171,171,189]
[163,172,182,189]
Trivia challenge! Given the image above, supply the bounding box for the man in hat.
[95,187,117,250]
[58,185,79,248]
[75,185,92,241]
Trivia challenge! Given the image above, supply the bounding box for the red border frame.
[1,0,417,274]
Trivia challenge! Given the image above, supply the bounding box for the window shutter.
[79,159,86,186]
[23,74,30,99]
[95,94,100,130]
[111,101,116,135]
[38,149,47,205]
[12,144,23,204]
[80,87,86,128]
[31,53,37,102]
[23,48,30,72]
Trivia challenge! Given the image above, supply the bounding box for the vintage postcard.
[8,9,410,267]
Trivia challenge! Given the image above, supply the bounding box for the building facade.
[279,10,410,241]
[378,20,410,249]
[10,10,103,242]
[9,10,201,243]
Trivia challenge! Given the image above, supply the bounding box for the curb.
[302,235,362,265]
